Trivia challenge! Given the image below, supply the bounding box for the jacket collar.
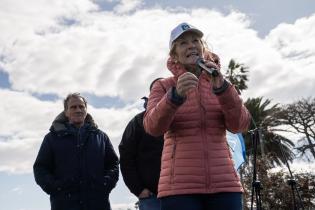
[50,111,98,133]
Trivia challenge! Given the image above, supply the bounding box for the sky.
[1,0,315,209]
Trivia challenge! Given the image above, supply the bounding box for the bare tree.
[278,98,315,160]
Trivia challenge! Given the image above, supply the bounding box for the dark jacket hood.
[50,111,98,132]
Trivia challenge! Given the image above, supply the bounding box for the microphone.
[196,58,219,77]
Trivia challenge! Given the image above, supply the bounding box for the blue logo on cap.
[181,24,190,31]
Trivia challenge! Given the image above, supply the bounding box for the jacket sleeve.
[118,115,144,196]
[216,84,251,133]
[33,134,61,195]
[143,80,179,136]
[103,133,119,194]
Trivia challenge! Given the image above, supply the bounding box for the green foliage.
[244,97,295,166]
[241,159,315,209]
[226,59,315,208]
[225,59,249,93]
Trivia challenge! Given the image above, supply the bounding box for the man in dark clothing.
[33,93,119,210]
[119,78,163,210]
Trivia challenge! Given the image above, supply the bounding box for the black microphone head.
[196,57,204,65]
[211,68,219,77]
[196,57,219,77]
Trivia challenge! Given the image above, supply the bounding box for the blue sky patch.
[0,70,11,88]
[0,172,48,210]
[57,17,80,27]
[31,93,60,102]
[82,93,127,108]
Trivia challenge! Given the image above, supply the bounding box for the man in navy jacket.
[33,93,119,210]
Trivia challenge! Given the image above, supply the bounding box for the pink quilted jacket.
[143,53,251,198]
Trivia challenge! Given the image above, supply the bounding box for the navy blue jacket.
[33,112,119,210]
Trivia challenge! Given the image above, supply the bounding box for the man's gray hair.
[63,93,87,111]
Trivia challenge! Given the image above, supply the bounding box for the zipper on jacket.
[170,136,177,184]
[77,127,83,195]
[198,78,211,190]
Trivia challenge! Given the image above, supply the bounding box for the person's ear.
[64,109,69,118]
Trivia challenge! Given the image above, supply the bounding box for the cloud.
[113,0,144,13]
[10,187,23,195]
[1,3,314,104]
[0,89,140,173]
[0,0,98,45]
[1,8,244,101]
[0,89,61,173]
[1,0,315,173]
[1,2,315,208]
[262,14,315,103]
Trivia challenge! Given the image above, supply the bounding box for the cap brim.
[170,28,203,49]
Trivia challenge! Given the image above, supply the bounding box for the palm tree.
[244,97,295,166]
[225,59,249,93]
[224,59,294,166]
[226,60,297,209]
[242,97,297,210]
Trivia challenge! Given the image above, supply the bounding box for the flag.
[226,131,246,171]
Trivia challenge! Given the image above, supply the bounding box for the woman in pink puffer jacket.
[144,22,251,210]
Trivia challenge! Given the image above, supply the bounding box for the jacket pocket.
[51,193,81,210]
[50,178,79,196]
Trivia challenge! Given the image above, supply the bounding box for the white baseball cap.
[169,22,203,49]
